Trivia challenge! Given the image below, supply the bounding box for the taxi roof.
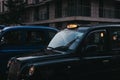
[75,24,120,30]
[79,24,120,28]
[66,24,120,33]
[2,25,58,31]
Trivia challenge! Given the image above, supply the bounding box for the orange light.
[113,36,117,40]
[67,24,78,29]
[100,33,104,37]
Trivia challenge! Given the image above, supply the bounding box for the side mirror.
[86,45,98,53]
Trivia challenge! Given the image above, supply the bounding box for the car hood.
[15,50,70,63]
[14,54,73,68]
[9,49,74,68]
[17,56,41,61]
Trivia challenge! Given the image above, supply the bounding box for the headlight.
[29,66,35,76]
[7,57,16,68]
[7,60,12,68]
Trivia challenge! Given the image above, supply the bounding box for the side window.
[25,30,46,45]
[46,31,57,44]
[85,30,106,52]
[1,30,22,45]
[48,31,57,39]
[111,29,120,50]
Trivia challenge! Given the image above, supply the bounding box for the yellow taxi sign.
[67,24,78,29]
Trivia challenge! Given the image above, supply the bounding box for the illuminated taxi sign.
[67,24,78,29]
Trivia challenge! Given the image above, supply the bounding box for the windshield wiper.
[47,37,78,51]
[47,46,67,51]
[65,38,77,47]
[47,47,55,50]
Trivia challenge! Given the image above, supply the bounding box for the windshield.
[48,29,85,51]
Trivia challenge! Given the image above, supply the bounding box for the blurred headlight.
[7,60,12,68]
[7,57,16,68]
[29,66,35,76]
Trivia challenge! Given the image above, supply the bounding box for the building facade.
[0,0,120,29]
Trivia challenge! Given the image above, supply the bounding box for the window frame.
[0,30,24,46]
[83,29,108,55]
[23,29,47,46]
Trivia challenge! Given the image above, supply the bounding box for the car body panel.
[8,24,120,80]
[0,25,58,77]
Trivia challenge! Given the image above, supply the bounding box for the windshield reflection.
[48,29,85,51]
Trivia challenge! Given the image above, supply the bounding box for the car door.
[78,29,113,78]
[109,28,120,72]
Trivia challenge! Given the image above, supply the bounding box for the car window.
[24,30,47,45]
[111,29,120,50]
[48,30,84,51]
[48,31,57,39]
[85,30,107,53]
[1,30,22,45]
[0,29,57,47]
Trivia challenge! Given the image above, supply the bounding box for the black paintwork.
[0,25,58,79]
[8,24,120,80]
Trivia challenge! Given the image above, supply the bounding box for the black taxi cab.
[0,25,58,79]
[7,24,120,80]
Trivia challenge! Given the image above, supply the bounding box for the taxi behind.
[8,24,120,80]
[0,25,58,79]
